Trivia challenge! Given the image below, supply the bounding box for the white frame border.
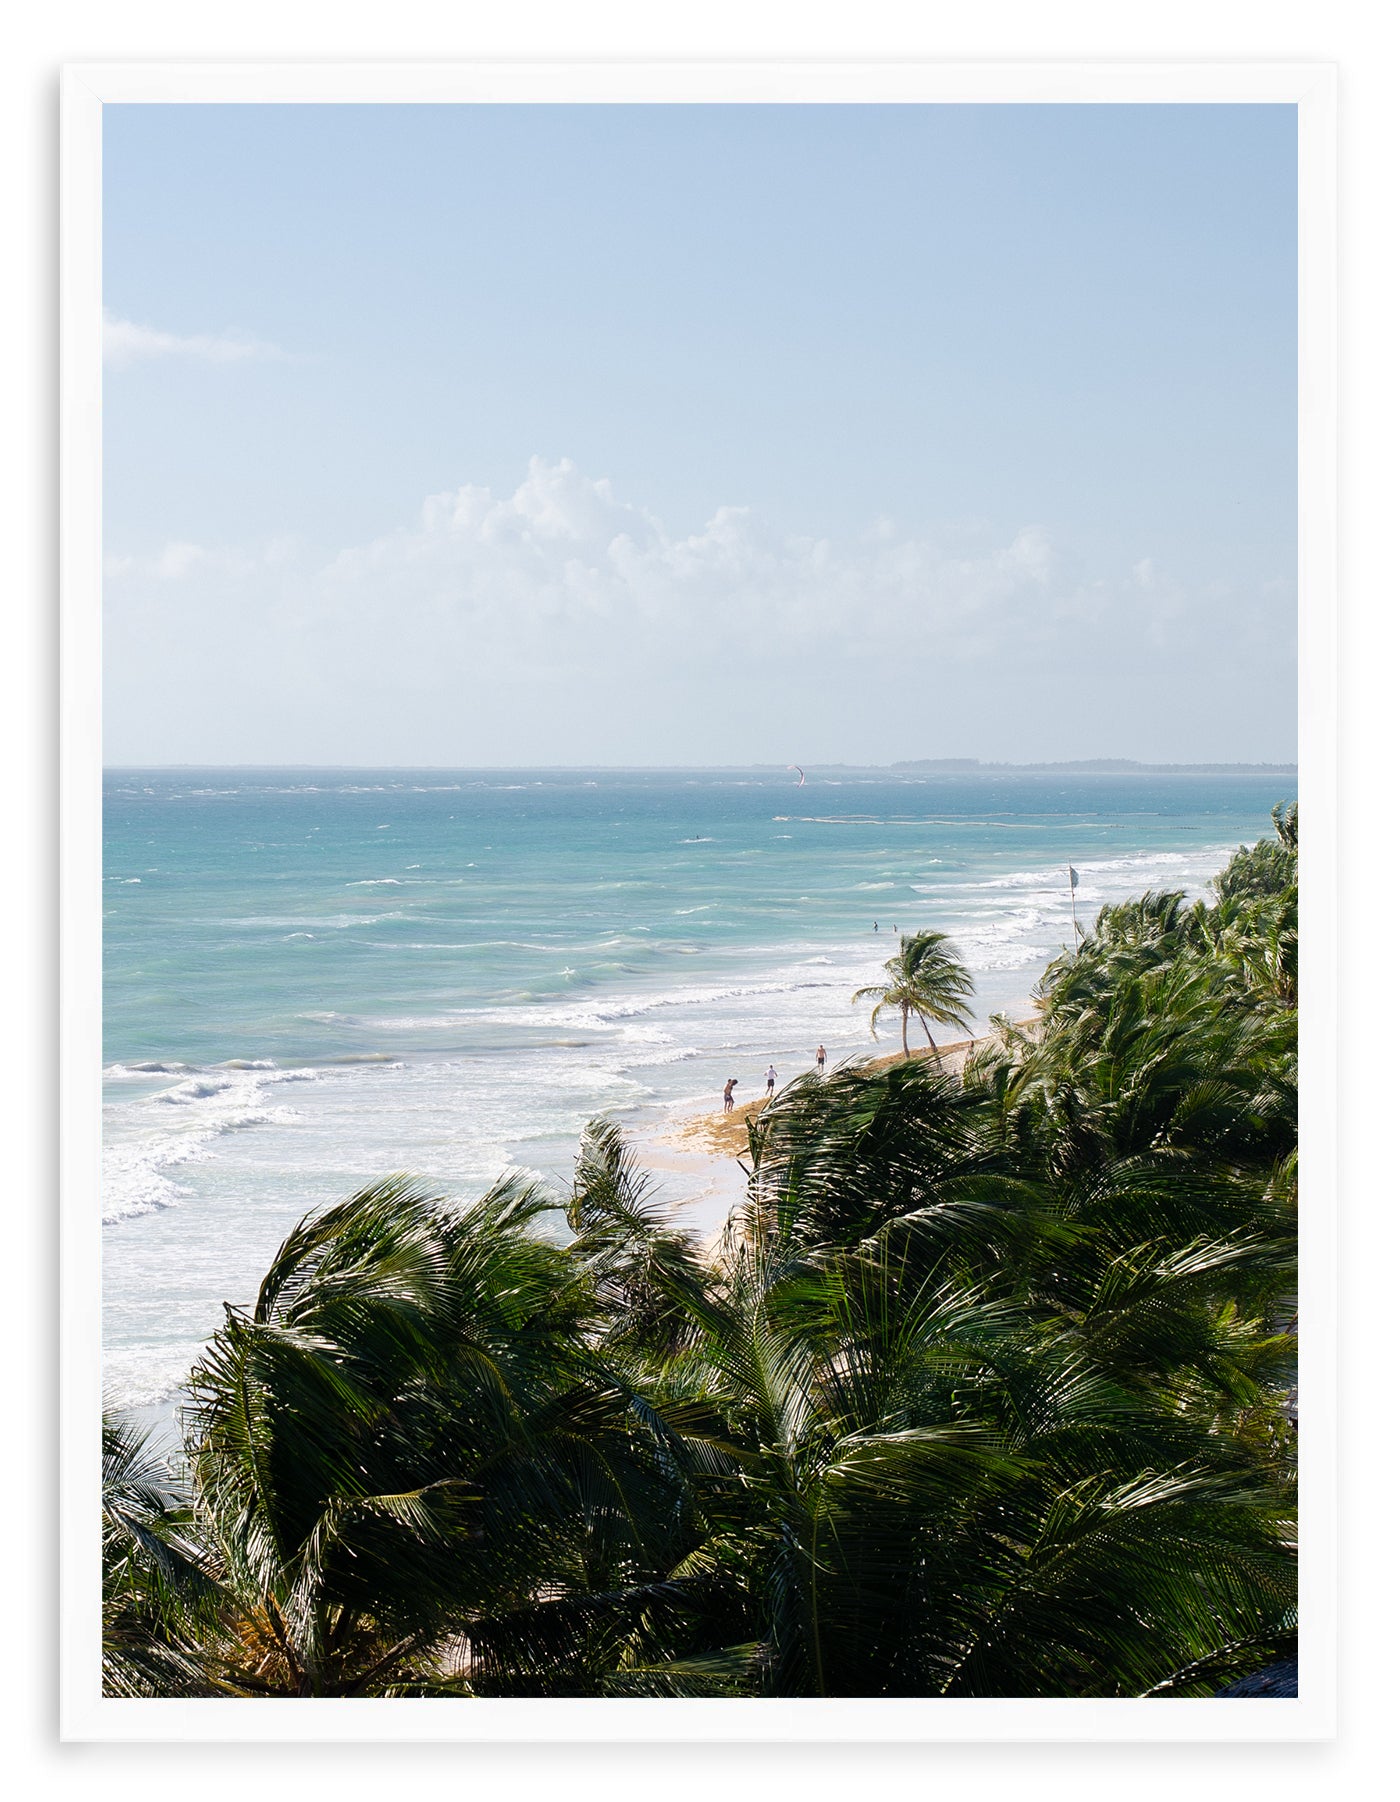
[60,59,1337,1745]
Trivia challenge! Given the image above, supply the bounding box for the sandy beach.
[631,1029,1016,1236]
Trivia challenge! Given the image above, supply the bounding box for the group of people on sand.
[722,1044,827,1113]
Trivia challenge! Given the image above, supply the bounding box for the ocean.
[102,766,1295,1415]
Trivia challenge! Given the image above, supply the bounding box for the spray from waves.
[102,1065,323,1224]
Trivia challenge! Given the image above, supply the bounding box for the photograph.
[80,77,1316,1725]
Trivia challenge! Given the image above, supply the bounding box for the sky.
[102,103,1298,767]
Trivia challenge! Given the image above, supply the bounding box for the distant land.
[112,759,1300,775]
[890,759,1298,775]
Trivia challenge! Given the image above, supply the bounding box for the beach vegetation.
[103,810,1298,1699]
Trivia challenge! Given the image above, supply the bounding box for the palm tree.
[484,1213,1295,1698]
[112,813,1298,1699]
[567,1118,710,1361]
[853,929,975,1060]
[102,1412,223,1695]
[684,1235,1296,1697]
[182,1172,698,1696]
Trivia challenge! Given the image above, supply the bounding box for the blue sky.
[102,103,1297,766]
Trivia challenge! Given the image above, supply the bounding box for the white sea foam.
[102,1065,322,1223]
[105,1061,192,1079]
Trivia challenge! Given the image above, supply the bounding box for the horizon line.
[101,758,1301,774]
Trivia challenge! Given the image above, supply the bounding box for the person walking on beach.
[816,1043,826,1074]
[765,1064,778,1098]
[723,1077,738,1114]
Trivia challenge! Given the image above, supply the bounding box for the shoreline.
[638,1025,1024,1200]
[104,776,1266,1414]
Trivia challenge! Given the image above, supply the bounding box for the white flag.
[1068,866,1079,889]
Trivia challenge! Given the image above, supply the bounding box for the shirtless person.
[723,1077,738,1114]
[816,1044,826,1074]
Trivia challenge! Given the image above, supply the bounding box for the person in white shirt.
[765,1064,778,1097]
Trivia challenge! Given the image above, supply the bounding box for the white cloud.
[106,542,246,583]
[102,456,1297,766]
[317,457,1077,665]
[103,311,286,370]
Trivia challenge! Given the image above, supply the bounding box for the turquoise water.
[102,766,1294,1409]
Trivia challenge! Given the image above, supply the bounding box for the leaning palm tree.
[102,1412,223,1695]
[183,1173,693,1695]
[854,929,976,1060]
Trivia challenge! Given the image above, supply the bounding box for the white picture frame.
[60,58,1337,1744]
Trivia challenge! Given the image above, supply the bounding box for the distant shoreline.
[102,761,1299,776]
[890,759,1297,775]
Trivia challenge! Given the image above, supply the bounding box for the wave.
[103,1065,322,1224]
[969,848,1228,894]
[103,1350,204,1411]
[105,1060,192,1079]
[466,972,862,1039]
[210,912,409,929]
[153,1077,234,1104]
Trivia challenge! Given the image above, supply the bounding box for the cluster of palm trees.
[103,806,1298,1699]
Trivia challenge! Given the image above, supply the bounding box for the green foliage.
[102,1413,224,1695]
[853,929,976,1057]
[1214,801,1297,903]
[106,809,1298,1700]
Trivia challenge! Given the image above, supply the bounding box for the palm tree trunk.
[901,1006,910,1058]
[918,1012,943,1068]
